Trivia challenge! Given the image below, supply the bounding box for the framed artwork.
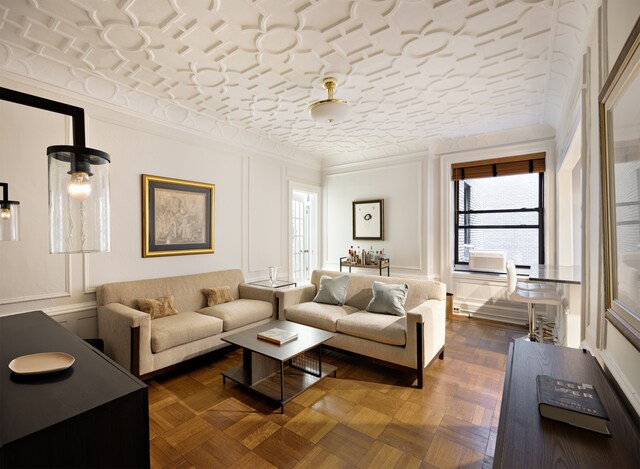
[352,199,384,240]
[599,16,640,351]
[142,174,215,257]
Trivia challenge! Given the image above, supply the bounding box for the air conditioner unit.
[469,250,506,273]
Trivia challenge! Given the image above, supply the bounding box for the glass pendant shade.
[308,99,351,124]
[47,145,111,253]
[0,182,20,241]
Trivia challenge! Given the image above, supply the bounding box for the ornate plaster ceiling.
[0,0,596,167]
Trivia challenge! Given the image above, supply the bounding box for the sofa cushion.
[202,286,234,306]
[366,281,409,316]
[137,295,178,319]
[285,301,359,332]
[151,312,223,353]
[198,299,272,331]
[313,274,350,306]
[336,312,406,346]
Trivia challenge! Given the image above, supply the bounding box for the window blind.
[451,153,546,181]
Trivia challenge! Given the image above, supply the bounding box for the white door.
[291,190,317,284]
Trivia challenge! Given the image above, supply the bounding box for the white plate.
[8,352,75,375]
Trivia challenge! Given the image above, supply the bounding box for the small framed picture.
[142,174,215,257]
[353,199,384,240]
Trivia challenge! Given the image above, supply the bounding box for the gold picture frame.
[352,199,384,240]
[142,174,215,257]
[599,17,640,350]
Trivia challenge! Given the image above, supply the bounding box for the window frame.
[453,172,545,269]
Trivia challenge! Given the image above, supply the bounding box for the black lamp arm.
[0,87,86,147]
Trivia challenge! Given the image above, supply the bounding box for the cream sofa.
[97,270,276,379]
[276,270,446,387]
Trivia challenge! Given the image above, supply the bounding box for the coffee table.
[221,320,336,412]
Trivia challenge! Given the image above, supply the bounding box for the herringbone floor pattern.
[148,317,525,468]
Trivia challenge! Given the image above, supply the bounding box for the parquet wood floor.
[148,317,525,468]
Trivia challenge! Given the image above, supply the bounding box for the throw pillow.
[366,281,409,316]
[137,295,178,319]
[313,274,350,306]
[202,286,234,306]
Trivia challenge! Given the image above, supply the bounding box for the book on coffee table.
[257,328,298,345]
[536,374,610,435]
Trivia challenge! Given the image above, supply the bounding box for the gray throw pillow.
[366,281,409,316]
[313,274,350,306]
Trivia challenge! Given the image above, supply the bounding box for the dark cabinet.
[494,339,640,468]
[0,311,149,468]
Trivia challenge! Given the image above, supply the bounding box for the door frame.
[288,181,321,284]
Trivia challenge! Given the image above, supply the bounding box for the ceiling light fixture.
[308,77,351,124]
[0,182,20,241]
[47,145,111,254]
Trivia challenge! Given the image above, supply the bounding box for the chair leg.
[527,303,538,342]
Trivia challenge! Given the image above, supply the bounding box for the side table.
[248,279,297,288]
[248,279,298,320]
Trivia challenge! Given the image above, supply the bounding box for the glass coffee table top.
[248,279,297,288]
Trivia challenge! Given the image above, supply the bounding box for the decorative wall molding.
[0,255,71,305]
[43,301,97,317]
[434,124,556,157]
[247,157,283,273]
[47,303,99,338]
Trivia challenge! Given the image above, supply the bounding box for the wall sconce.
[0,182,20,241]
[47,145,110,254]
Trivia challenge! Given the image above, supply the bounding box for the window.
[453,154,545,269]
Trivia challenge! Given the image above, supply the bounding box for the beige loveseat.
[97,270,275,379]
[276,270,446,387]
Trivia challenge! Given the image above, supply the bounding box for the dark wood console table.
[494,339,640,468]
[0,311,149,468]
[339,257,390,276]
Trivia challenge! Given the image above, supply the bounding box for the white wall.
[0,74,320,336]
[323,156,432,278]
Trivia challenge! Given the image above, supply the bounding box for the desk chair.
[506,260,563,342]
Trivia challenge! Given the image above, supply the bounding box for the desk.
[529,264,581,284]
[529,264,582,347]
[0,311,149,468]
[494,339,640,468]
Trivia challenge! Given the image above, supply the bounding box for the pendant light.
[0,182,20,241]
[47,145,111,253]
[308,77,351,124]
